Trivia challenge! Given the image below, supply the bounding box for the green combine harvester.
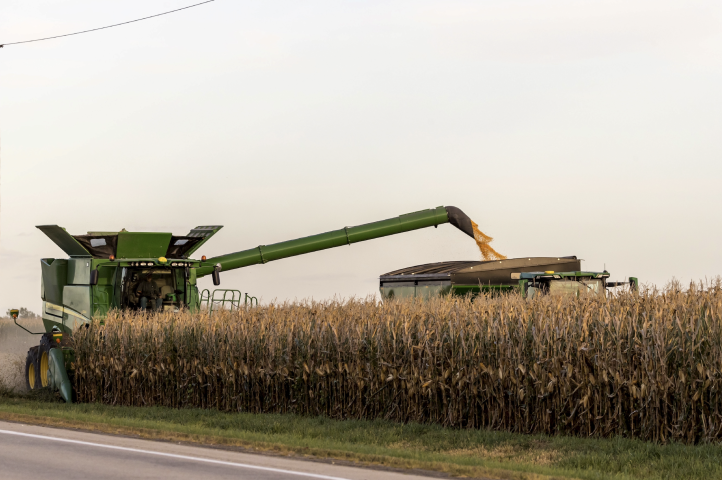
[11,206,478,402]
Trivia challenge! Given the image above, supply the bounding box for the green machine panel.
[68,259,91,285]
[41,258,67,305]
[116,232,172,258]
[93,286,114,317]
[63,285,91,319]
[36,226,91,257]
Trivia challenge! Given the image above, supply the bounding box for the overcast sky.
[1,0,721,313]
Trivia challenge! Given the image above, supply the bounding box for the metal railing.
[200,289,258,315]
[244,293,258,307]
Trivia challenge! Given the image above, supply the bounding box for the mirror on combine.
[89,269,99,285]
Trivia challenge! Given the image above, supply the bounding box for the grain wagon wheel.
[24,349,40,390]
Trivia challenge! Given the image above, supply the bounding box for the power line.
[0,0,216,48]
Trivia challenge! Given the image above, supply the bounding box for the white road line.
[0,429,350,480]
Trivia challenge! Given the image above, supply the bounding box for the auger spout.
[196,206,474,277]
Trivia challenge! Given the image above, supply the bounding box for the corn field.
[73,282,722,443]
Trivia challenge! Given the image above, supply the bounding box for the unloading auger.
[196,206,474,276]
[13,206,475,402]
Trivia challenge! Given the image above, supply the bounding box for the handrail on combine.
[210,289,241,315]
[244,293,258,307]
[199,289,211,311]
[200,289,258,315]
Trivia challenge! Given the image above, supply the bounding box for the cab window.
[549,278,603,297]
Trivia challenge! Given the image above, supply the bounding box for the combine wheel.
[24,349,40,390]
[38,335,56,389]
[39,346,51,388]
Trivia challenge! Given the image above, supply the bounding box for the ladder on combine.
[200,289,258,315]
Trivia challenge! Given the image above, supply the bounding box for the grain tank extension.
[14,206,474,402]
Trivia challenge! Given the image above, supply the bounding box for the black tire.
[38,334,56,389]
[24,348,39,390]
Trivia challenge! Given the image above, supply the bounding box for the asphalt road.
[0,420,439,480]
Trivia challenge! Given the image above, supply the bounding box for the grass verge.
[0,395,720,480]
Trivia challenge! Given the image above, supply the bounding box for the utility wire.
[0,0,216,48]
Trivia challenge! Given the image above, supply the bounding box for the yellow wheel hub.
[40,351,50,388]
[28,363,36,389]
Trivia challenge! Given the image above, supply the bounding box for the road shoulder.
[0,413,514,480]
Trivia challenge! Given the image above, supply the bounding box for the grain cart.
[379,257,638,299]
[11,206,476,402]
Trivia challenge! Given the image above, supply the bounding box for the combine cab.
[35,225,222,328]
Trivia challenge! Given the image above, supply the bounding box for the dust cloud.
[0,317,44,392]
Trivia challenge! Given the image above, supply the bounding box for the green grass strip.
[1,396,721,480]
